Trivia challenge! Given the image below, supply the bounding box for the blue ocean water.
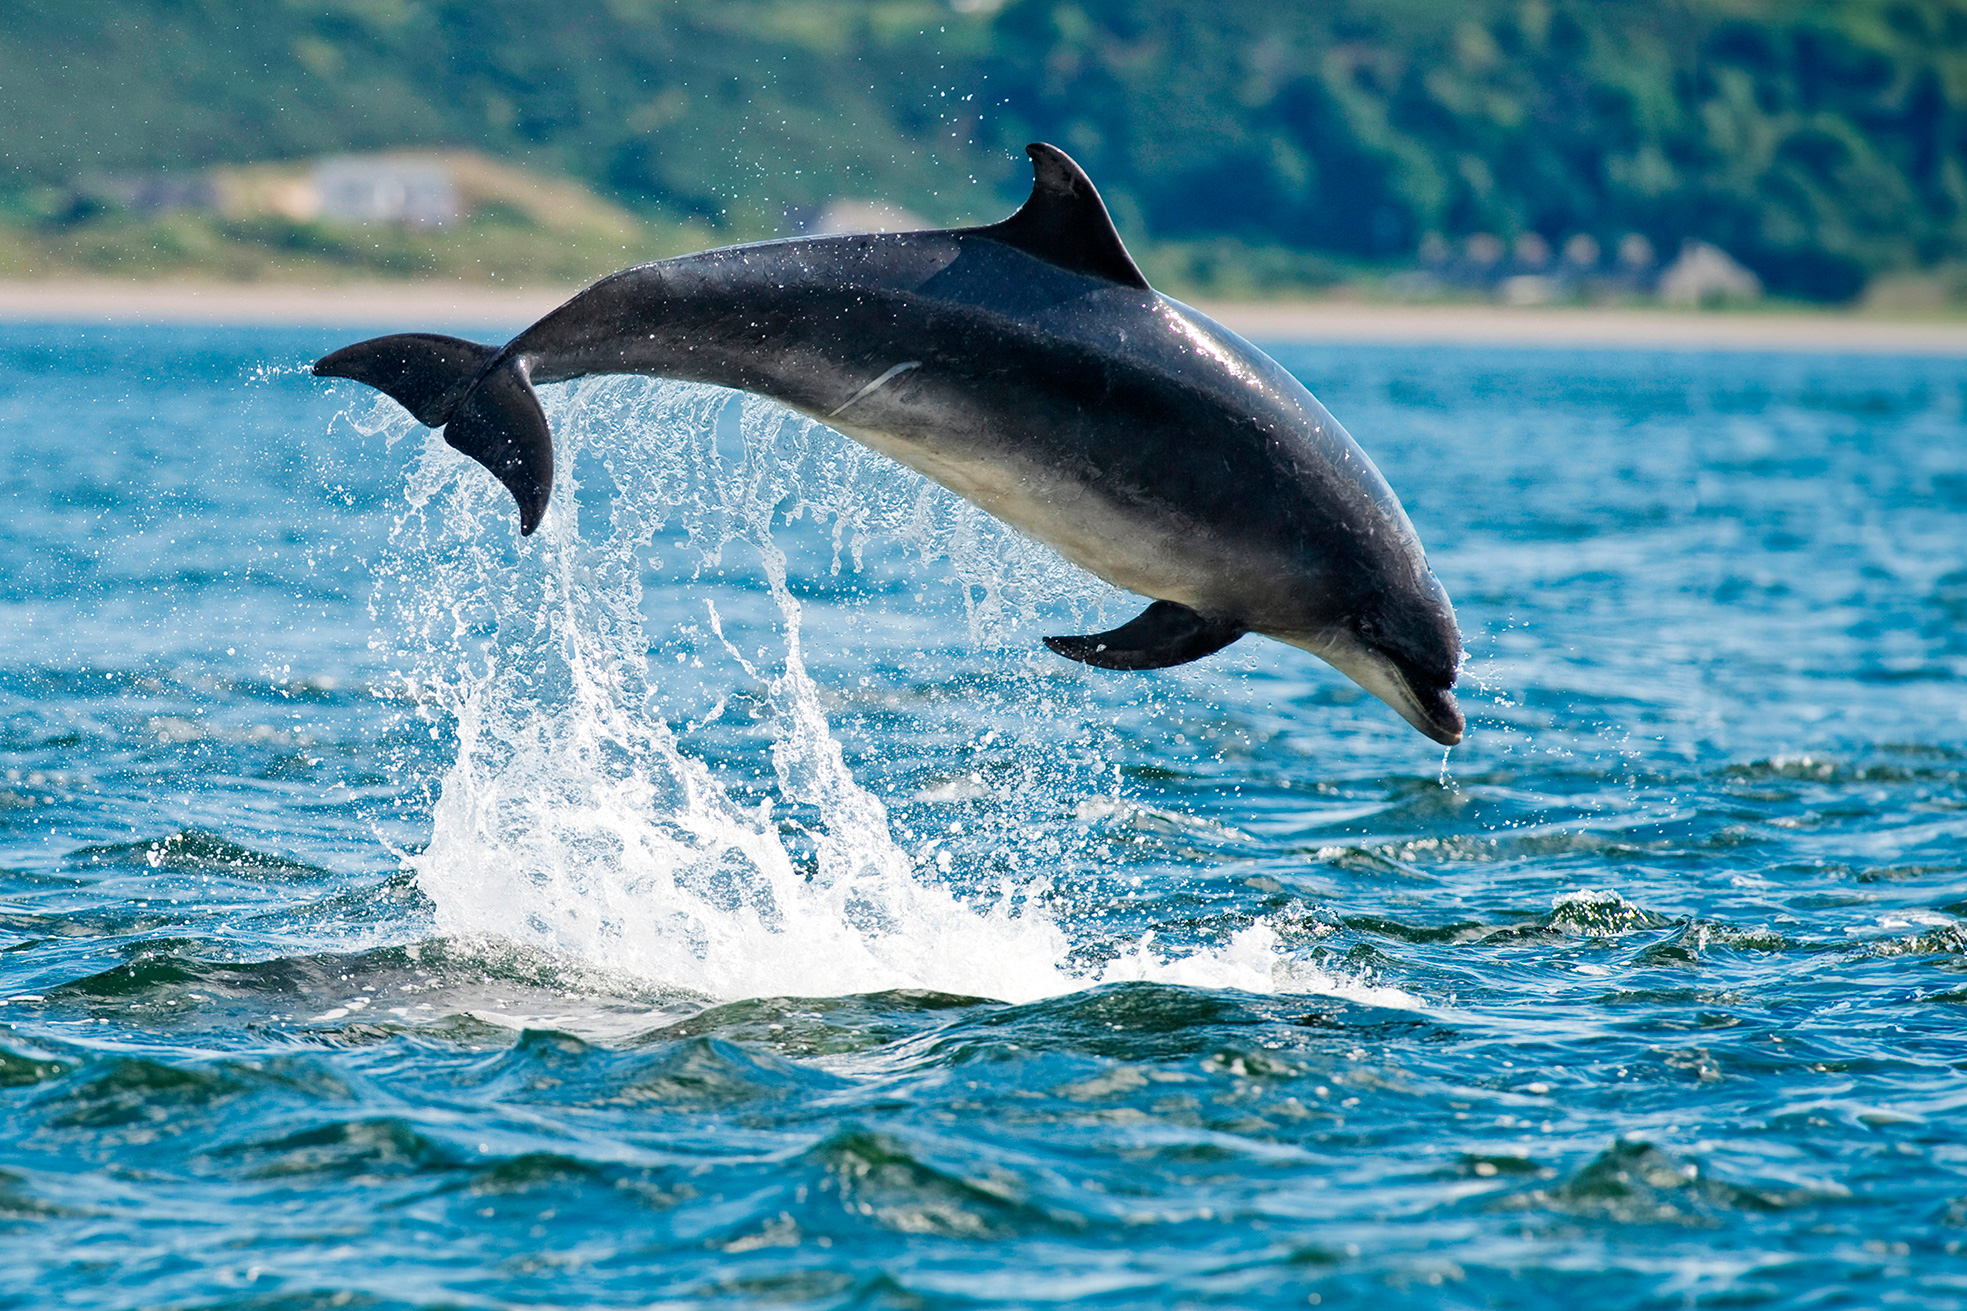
[0,321,1963,1308]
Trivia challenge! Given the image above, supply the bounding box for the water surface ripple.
[0,325,1962,1308]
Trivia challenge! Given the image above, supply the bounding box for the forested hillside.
[3,0,1964,300]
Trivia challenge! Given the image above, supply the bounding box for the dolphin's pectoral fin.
[1044,601,1245,671]
[442,358,555,536]
[974,144,1152,291]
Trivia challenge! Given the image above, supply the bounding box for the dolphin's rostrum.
[315,144,1465,744]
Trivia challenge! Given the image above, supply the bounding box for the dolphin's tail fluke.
[314,333,496,427]
[314,333,555,535]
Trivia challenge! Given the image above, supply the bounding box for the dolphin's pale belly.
[816,410,1260,617]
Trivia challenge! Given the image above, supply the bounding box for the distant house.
[67,171,217,217]
[310,157,459,226]
[1657,242,1762,306]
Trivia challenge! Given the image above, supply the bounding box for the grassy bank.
[5,1,1967,305]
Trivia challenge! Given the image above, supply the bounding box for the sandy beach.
[2,278,1965,354]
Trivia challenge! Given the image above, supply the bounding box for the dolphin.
[315,144,1465,744]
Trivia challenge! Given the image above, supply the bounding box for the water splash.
[364,378,1413,1006]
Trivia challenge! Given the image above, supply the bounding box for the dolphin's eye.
[1357,615,1381,642]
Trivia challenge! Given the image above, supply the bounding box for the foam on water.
[362,379,1412,1006]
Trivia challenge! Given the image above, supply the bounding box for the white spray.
[357,377,1414,1007]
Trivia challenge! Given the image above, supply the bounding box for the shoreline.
[2,279,1966,355]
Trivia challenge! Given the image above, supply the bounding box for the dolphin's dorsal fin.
[975,143,1151,290]
[1044,600,1244,670]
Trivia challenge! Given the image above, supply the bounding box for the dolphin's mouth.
[1398,677,1465,747]
[1299,637,1465,746]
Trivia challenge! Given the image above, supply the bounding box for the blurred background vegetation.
[2,0,1964,306]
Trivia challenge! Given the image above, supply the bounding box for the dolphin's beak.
[1306,639,1465,746]
[1400,679,1465,747]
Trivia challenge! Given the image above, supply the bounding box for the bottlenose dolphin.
[315,144,1465,744]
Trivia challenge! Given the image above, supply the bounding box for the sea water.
[0,322,1962,1308]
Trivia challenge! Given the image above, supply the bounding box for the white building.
[310,157,459,226]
